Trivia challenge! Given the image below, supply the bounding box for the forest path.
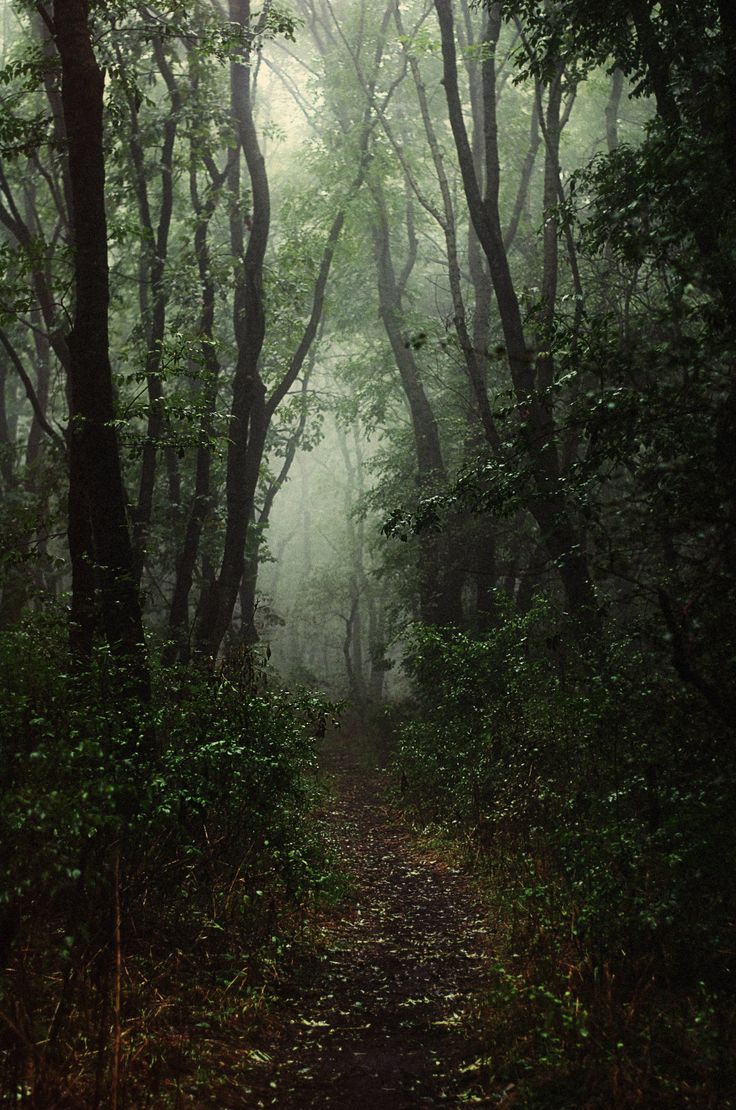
[252,730,497,1108]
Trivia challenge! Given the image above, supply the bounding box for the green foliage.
[0,43,55,159]
[398,611,736,1105]
[0,617,333,1100]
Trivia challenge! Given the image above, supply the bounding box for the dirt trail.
[256,734,495,1108]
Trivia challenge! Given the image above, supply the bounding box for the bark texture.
[55,0,148,677]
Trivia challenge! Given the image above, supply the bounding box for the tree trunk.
[434,0,597,619]
[239,531,260,646]
[127,39,181,580]
[164,133,226,663]
[605,68,624,153]
[367,595,386,703]
[55,0,148,684]
[194,0,270,659]
[372,191,463,626]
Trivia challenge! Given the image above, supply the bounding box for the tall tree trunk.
[605,68,624,153]
[434,0,596,618]
[0,360,13,489]
[367,594,386,703]
[372,189,463,627]
[194,2,361,659]
[342,598,366,703]
[393,4,501,451]
[164,133,227,663]
[194,0,270,659]
[239,364,316,647]
[336,425,369,699]
[55,0,148,683]
[239,522,260,647]
[127,39,181,580]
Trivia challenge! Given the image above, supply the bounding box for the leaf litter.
[237,731,501,1108]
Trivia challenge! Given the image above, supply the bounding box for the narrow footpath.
[252,733,497,1108]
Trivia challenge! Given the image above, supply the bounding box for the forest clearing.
[1,0,735,1104]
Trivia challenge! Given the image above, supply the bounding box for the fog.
[223,2,649,696]
[0,0,649,689]
[4,2,735,1103]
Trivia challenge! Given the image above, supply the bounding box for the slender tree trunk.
[342,598,366,703]
[372,190,463,626]
[239,523,260,646]
[536,66,563,396]
[605,68,624,153]
[128,40,181,580]
[240,364,316,648]
[164,137,226,663]
[394,4,500,451]
[367,594,386,703]
[434,0,596,618]
[195,2,362,659]
[336,425,369,699]
[0,361,13,489]
[0,241,55,625]
[194,0,270,659]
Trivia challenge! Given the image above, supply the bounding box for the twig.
[0,330,66,450]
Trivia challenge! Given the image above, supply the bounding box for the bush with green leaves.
[397,605,736,1105]
[0,615,333,1101]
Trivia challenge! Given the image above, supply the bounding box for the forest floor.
[122,727,503,1108]
[234,729,501,1108]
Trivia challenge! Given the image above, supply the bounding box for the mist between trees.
[1,0,735,1105]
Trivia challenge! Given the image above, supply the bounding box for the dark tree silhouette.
[55,0,148,683]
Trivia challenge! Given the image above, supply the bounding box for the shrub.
[0,616,332,1104]
[397,604,736,1106]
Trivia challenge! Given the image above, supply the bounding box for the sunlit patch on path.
[252,735,496,1108]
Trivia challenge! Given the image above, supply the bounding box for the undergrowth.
[0,615,337,1106]
[395,601,736,1108]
